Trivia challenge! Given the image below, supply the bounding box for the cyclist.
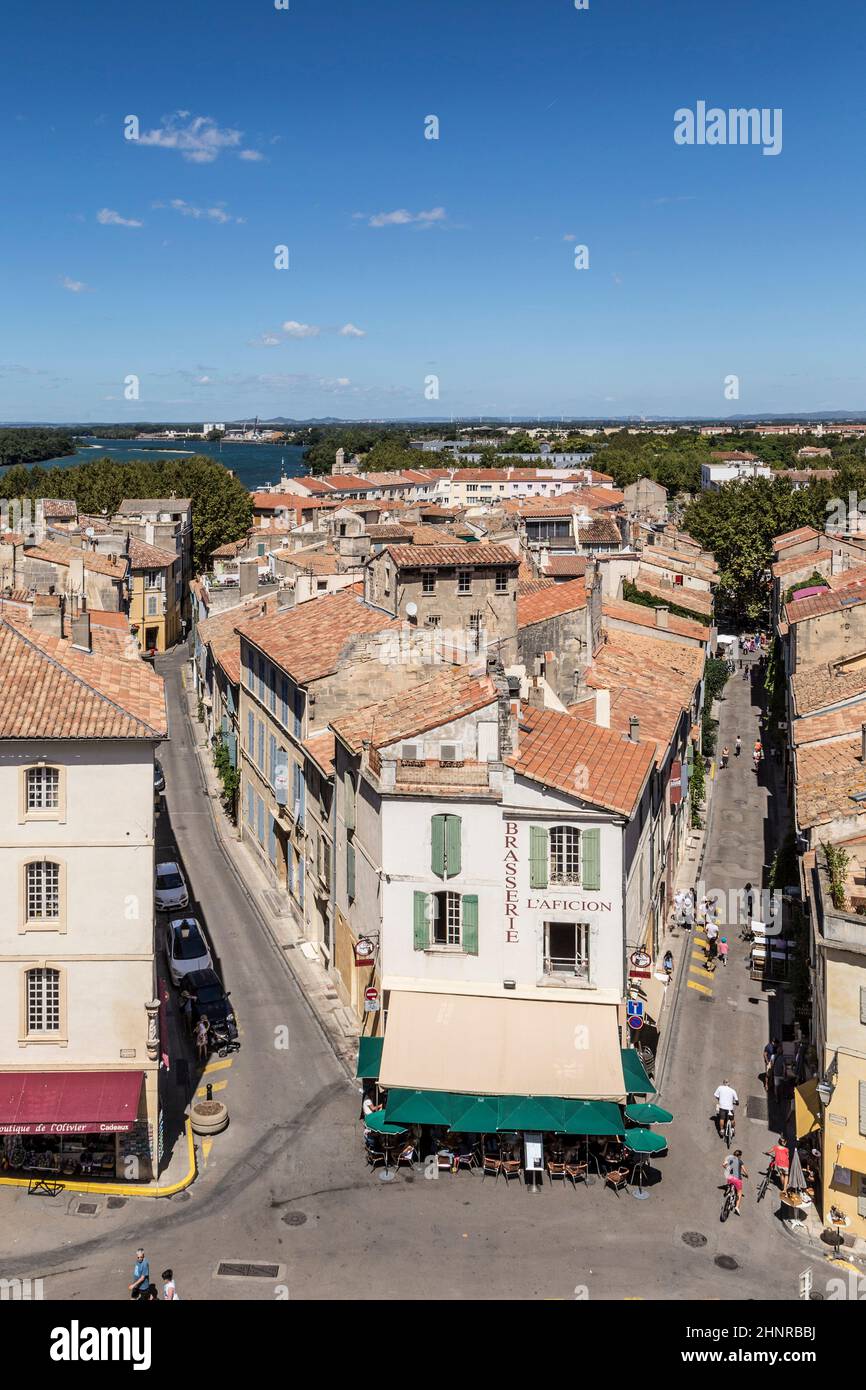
[714,1080,739,1140]
[723,1149,748,1215]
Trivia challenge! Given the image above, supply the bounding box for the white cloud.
[61,277,89,293]
[164,199,239,224]
[196,375,212,384]
[136,112,244,163]
[562,233,577,242]
[97,208,143,228]
[365,207,447,228]
[251,333,281,347]
[282,320,321,338]
[339,322,366,338]
[239,149,265,162]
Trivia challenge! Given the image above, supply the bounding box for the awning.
[355,1037,383,1080]
[0,1071,143,1136]
[498,1095,568,1132]
[379,992,626,1099]
[794,1077,821,1139]
[641,975,669,1025]
[385,1089,453,1127]
[834,1143,866,1177]
[621,1048,656,1096]
[448,1095,501,1133]
[564,1100,624,1135]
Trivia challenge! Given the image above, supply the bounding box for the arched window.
[26,967,61,1033]
[26,860,61,921]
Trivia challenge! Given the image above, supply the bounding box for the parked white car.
[164,916,213,986]
[155,860,189,912]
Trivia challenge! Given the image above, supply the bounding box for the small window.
[433,890,462,946]
[422,572,436,594]
[26,967,61,1033]
[550,826,580,884]
[457,571,471,595]
[146,594,159,616]
[401,743,423,765]
[495,569,509,593]
[26,860,60,921]
[26,766,59,812]
[544,921,590,978]
[425,614,441,628]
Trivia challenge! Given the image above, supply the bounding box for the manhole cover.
[682,1231,708,1248]
[76,1202,98,1216]
[107,1197,127,1210]
[699,995,714,1003]
[281,1212,307,1227]
[216,1262,280,1279]
[715,1255,739,1270]
[746,1094,768,1121]
[173,1191,191,1202]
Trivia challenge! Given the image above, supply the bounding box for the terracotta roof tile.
[383,543,518,570]
[632,571,713,617]
[24,541,127,580]
[509,705,655,817]
[785,581,866,624]
[303,731,336,777]
[772,526,821,551]
[332,670,498,753]
[235,589,400,685]
[602,597,709,641]
[127,537,176,570]
[0,618,166,738]
[518,578,587,627]
[544,555,589,578]
[573,628,704,751]
[772,548,832,579]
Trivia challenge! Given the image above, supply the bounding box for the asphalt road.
[0,653,844,1301]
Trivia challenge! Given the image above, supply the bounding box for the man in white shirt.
[714,1081,739,1138]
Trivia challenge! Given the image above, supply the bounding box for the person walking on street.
[128,1247,150,1300]
[721,746,729,769]
[707,934,719,968]
[195,1015,210,1063]
[763,1038,780,1093]
[735,735,741,757]
[718,936,729,967]
[767,1137,790,1195]
[162,1268,180,1300]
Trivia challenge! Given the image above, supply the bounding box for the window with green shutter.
[462,894,479,954]
[431,814,462,878]
[413,890,429,949]
[347,842,356,900]
[581,827,601,891]
[530,825,548,889]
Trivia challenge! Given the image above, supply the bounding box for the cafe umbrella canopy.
[624,1103,673,1126]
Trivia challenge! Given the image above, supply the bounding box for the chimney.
[628,715,640,743]
[71,610,91,653]
[239,558,259,599]
[145,521,154,546]
[595,687,610,728]
[655,605,669,629]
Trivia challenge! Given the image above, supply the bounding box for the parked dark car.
[182,969,237,1041]
[154,760,166,794]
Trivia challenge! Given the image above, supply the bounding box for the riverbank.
[16,437,309,491]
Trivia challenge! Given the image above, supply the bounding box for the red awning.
[0,1072,143,1136]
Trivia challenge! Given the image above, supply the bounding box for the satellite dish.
[85,527,95,538]
[405,601,418,618]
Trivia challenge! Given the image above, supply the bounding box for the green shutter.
[462,894,479,954]
[345,774,355,831]
[581,827,601,891]
[530,825,549,889]
[446,815,462,877]
[346,843,356,900]
[431,814,446,877]
[413,891,429,950]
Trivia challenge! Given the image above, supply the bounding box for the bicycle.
[756,1157,776,1203]
[720,1181,737,1222]
[719,1109,734,1148]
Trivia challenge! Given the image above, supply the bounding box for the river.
[30,438,309,492]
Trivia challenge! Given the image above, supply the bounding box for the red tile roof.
[544,556,589,578]
[772,526,821,552]
[509,705,654,817]
[303,731,336,777]
[602,597,709,641]
[785,581,866,624]
[518,577,556,596]
[40,499,78,519]
[332,670,498,754]
[127,537,176,570]
[518,578,587,628]
[24,541,128,580]
[235,589,399,685]
[383,543,518,570]
[0,618,166,738]
[574,628,704,751]
[633,571,713,617]
[772,548,832,579]
[198,596,281,685]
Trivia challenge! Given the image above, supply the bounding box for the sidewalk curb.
[0,1119,197,1201]
[175,660,355,1084]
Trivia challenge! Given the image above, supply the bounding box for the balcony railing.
[543,956,589,979]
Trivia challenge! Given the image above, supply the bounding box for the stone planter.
[190,1099,229,1135]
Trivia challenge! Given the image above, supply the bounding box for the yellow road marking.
[196,1079,227,1098]
[691,950,709,962]
[202,1138,213,1166]
[203,1057,234,1074]
[690,964,715,980]
[694,935,708,946]
[687,979,712,995]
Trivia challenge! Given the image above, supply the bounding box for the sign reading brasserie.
[504,820,520,943]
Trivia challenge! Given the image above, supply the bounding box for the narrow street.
[0,652,835,1301]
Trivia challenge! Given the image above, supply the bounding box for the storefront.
[0,1071,148,1183]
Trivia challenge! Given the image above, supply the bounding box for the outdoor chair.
[436,1150,454,1174]
[482,1155,502,1181]
[366,1148,385,1169]
[604,1167,630,1196]
[396,1143,416,1169]
[454,1150,476,1172]
[565,1161,589,1189]
[546,1159,567,1184]
[500,1158,522,1184]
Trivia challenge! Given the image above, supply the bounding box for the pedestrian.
[763,1038,779,1093]
[663,949,674,978]
[673,888,685,926]
[744,882,754,920]
[180,987,194,1035]
[772,1048,786,1097]
[162,1268,181,1301]
[721,746,729,769]
[718,936,729,967]
[128,1247,150,1300]
[683,892,694,930]
[769,1136,790,1194]
[706,935,719,968]
[195,1015,210,1063]
[735,735,741,757]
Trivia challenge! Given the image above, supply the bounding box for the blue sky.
[2,0,865,421]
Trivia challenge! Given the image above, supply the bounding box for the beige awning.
[835,1143,866,1177]
[379,991,626,1099]
[794,1077,821,1140]
[630,974,668,1025]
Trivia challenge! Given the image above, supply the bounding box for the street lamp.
[816,1052,838,1108]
